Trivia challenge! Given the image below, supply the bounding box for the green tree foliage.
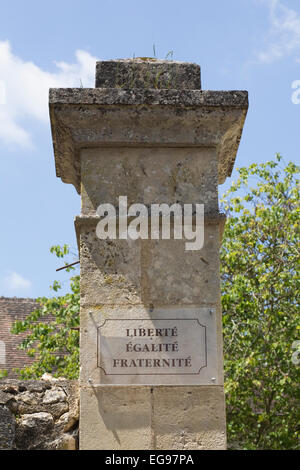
[221,155,300,449]
[11,245,80,379]
[0,370,8,379]
[11,156,299,449]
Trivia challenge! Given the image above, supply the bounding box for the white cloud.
[257,0,300,63]
[2,271,32,292]
[0,41,97,148]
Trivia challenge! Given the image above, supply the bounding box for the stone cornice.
[49,88,247,106]
[49,88,248,193]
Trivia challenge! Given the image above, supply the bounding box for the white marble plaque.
[96,307,219,385]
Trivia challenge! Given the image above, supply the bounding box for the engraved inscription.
[97,318,207,376]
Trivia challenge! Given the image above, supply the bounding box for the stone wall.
[0,376,79,450]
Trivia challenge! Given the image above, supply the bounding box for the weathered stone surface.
[0,379,79,450]
[80,147,218,215]
[80,386,152,450]
[79,227,142,307]
[50,99,247,193]
[43,388,67,404]
[95,59,201,90]
[0,405,15,450]
[16,412,54,450]
[50,87,247,107]
[49,86,248,193]
[1,378,51,393]
[60,381,79,421]
[79,385,226,450]
[141,223,220,305]
[16,389,69,420]
[77,216,222,309]
[0,389,16,406]
[54,434,77,450]
[57,411,78,433]
[152,386,226,450]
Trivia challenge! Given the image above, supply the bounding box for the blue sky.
[0,0,299,298]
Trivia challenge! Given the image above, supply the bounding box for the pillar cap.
[95,59,201,90]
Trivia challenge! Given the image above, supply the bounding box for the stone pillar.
[49,59,248,450]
